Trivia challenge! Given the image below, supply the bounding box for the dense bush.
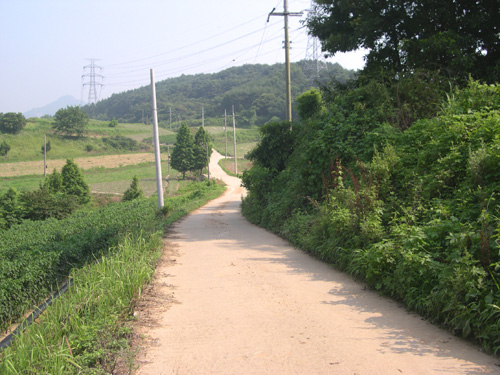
[102,135,138,150]
[0,113,26,134]
[242,80,500,353]
[0,140,10,157]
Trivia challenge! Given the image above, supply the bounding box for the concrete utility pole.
[224,109,228,159]
[232,105,237,175]
[202,107,210,179]
[150,69,164,209]
[169,107,172,130]
[268,1,303,124]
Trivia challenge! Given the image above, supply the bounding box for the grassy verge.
[0,179,225,374]
[218,158,252,177]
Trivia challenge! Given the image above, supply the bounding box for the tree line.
[83,60,355,127]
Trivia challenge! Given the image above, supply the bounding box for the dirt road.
[132,151,499,374]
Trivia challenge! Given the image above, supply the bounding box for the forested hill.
[84,60,355,127]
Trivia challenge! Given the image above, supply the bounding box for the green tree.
[296,88,325,120]
[0,140,11,156]
[122,176,144,201]
[307,0,500,82]
[171,123,194,179]
[53,106,89,136]
[192,126,212,176]
[0,188,23,229]
[41,140,51,154]
[0,112,26,134]
[20,186,79,221]
[247,121,294,174]
[42,168,63,193]
[108,117,118,128]
[61,159,91,204]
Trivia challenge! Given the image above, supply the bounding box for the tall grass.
[0,180,225,374]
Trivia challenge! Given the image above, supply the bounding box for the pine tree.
[61,159,91,204]
[192,126,212,176]
[123,176,144,201]
[171,123,194,179]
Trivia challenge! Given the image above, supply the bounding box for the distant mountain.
[24,95,84,118]
[85,60,356,127]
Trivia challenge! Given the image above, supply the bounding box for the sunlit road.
[133,150,499,374]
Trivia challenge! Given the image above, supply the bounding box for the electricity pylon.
[82,58,104,105]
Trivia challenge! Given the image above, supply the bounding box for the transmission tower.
[82,58,104,104]
[305,1,327,80]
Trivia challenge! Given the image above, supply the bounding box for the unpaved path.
[132,151,499,374]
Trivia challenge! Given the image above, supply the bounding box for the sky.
[0,0,366,114]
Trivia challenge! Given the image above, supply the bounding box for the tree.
[0,140,11,156]
[0,188,22,229]
[192,126,212,176]
[247,121,294,174]
[0,112,26,134]
[171,123,194,179]
[53,106,89,136]
[307,0,500,82]
[296,88,325,120]
[122,176,144,201]
[61,159,91,204]
[41,140,51,154]
[42,168,63,193]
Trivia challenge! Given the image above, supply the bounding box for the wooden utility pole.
[268,1,303,124]
[150,68,164,209]
[232,105,237,175]
[43,134,47,177]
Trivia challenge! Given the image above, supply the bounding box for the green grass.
[0,181,226,374]
[0,162,175,195]
[0,118,173,163]
[218,158,253,176]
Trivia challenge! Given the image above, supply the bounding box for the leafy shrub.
[0,112,26,134]
[122,176,144,201]
[0,139,10,156]
[103,135,138,150]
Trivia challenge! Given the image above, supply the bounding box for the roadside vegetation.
[0,179,224,374]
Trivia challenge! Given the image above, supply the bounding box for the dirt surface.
[129,150,499,375]
[0,153,167,177]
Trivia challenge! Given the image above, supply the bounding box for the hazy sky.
[0,0,366,114]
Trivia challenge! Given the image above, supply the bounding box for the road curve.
[133,150,499,375]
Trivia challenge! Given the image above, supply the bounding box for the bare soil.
[0,153,167,177]
[122,151,499,375]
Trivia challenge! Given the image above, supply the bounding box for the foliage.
[0,113,26,134]
[53,106,89,137]
[170,123,194,179]
[102,135,139,151]
[246,121,293,174]
[40,140,51,154]
[242,80,500,353]
[0,179,224,372]
[296,88,325,120]
[61,159,91,204]
[0,140,10,157]
[85,61,355,126]
[108,117,118,127]
[192,126,212,175]
[122,176,144,201]
[307,0,500,83]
